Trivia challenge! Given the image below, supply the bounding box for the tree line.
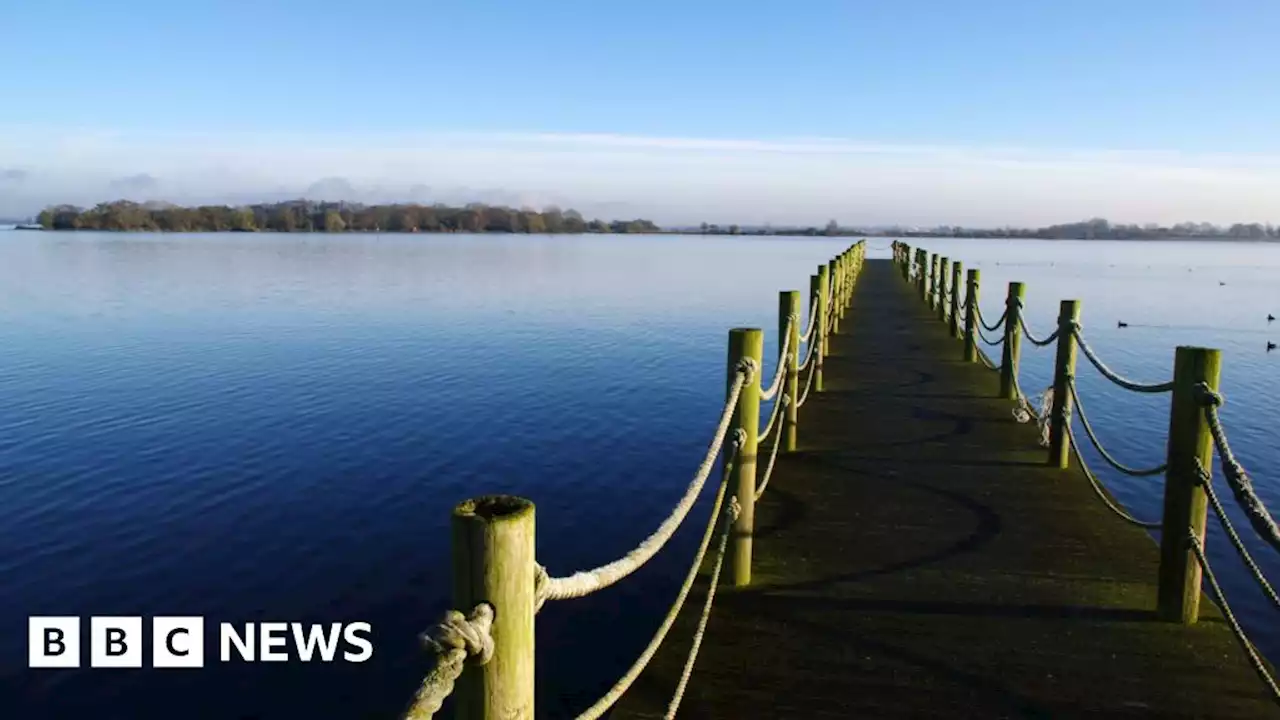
[884,218,1280,240]
[37,200,661,234]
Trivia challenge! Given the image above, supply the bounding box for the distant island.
[35,200,660,234]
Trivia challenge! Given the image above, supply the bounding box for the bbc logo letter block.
[30,616,148,668]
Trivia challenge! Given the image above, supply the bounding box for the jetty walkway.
[406,242,1280,719]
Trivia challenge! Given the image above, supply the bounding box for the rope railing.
[1197,385,1280,555]
[1072,326,1175,394]
[797,322,820,372]
[979,305,1008,333]
[536,366,750,604]
[662,498,740,720]
[976,347,1002,372]
[572,466,740,720]
[1067,422,1163,529]
[975,307,1006,346]
[1200,464,1280,611]
[759,319,794,402]
[759,387,787,441]
[1188,533,1280,703]
[409,242,911,718]
[796,347,820,408]
[798,294,819,344]
[755,397,787,501]
[1016,312,1061,347]
[898,243,1280,709]
[566,242,865,717]
[1068,379,1168,477]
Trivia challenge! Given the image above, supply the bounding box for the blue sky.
[3,0,1280,225]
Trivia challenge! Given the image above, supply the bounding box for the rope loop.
[736,358,758,380]
[421,604,495,666]
[1194,382,1225,407]
[533,564,550,612]
[732,428,747,448]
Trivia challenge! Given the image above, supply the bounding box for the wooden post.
[1157,347,1222,624]
[839,253,849,316]
[949,262,962,338]
[929,254,939,310]
[726,328,762,587]
[809,273,819,350]
[937,257,950,323]
[916,250,928,300]
[999,282,1025,399]
[780,291,800,452]
[828,260,840,334]
[816,264,829,391]
[453,495,536,720]
[1047,300,1081,469]
[964,269,979,362]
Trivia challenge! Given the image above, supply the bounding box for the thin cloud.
[5,126,1280,226]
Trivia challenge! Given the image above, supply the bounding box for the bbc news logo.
[29,617,372,668]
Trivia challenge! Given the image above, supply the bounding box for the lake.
[0,231,1277,718]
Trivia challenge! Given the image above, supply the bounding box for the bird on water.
[1269,342,1277,352]
[1117,321,1128,328]
[1269,314,1276,322]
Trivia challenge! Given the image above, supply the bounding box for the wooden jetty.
[407,242,1280,720]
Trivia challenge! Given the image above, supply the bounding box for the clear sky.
[3,0,1280,226]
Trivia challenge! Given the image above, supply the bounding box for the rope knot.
[732,428,747,448]
[1194,382,1224,407]
[533,563,550,612]
[422,603,495,666]
[727,496,742,522]
[1194,461,1212,486]
[736,357,759,379]
[781,394,791,407]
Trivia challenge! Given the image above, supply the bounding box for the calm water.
[0,232,1277,718]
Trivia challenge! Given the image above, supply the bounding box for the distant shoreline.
[17,200,1280,242]
[15,226,1280,243]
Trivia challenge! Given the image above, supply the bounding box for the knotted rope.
[1199,464,1280,611]
[403,604,495,720]
[1011,382,1053,447]
[1196,384,1280,555]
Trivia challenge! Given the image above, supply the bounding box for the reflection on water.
[0,232,1277,718]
